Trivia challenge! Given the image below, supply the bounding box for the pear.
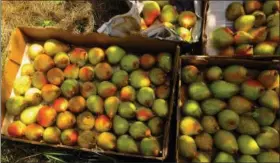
[238,135,260,155]
[201,116,220,134]
[258,70,279,89]
[262,0,280,16]
[267,13,279,27]
[195,133,213,151]
[256,127,279,149]
[20,105,42,125]
[117,135,138,154]
[244,0,261,14]
[140,137,160,156]
[214,130,238,154]
[129,121,151,140]
[181,65,199,84]
[178,11,197,29]
[182,100,202,118]
[259,90,279,111]
[201,98,226,115]
[237,116,260,135]
[6,96,26,116]
[223,65,248,84]
[254,41,276,55]
[268,26,280,43]
[113,115,129,135]
[229,96,253,114]
[273,119,280,132]
[252,11,266,27]
[188,82,211,101]
[210,80,239,99]
[214,152,235,163]
[13,76,31,95]
[226,2,245,21]
[206,66,223,81]
[192,152,211,163]
[241,80,265,100]
[218,46,235,56]
[235,44,254,56]
[27,43,44,60]
[234,31,253,44]
[257,151,280,163]
[218,110,240,130]
[176,27,192,42]
[234,15,255,32]
[44,39,69,56]
[249,27,268,43]
[142,1,161,26]
[159,5,178,23]
[238,155,257,163]
[180,116,203,136]
[97,132,116,150]
[211,27,234,49]
[178,135,197,158]
[252,107,276,126]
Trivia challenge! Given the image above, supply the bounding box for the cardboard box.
[1,27,180,160]
[176,55,280,163]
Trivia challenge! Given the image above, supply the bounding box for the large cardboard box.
[1,27,180,160]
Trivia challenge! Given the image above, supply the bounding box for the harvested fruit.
[105,96,120,118]
[68,96,86,113]
[155,85,170,99]
[69,48,88,67]
[63,64,79,79]
[214,152,235,163]
[257,151,280,163]
[6,96,26,116]
[254,41,276,55]
[211,27,234,49]
[152,99,168,117]
[120,54,139,72]
[160,5,178,23]
[258,70,279,89]
[218,110,240,130]
[21,64,35,76]
[77,111,95,130]
[137,87,155,107]
[195,132,213,151]
[88,47,105,65]
[54,52,70,69]
[238,135,260,155]
[253,11,266,27]
[32,71,48,89]
[252,107,276,126]
[105,46,126,64]
[41,84,61,102]
[33,54,55,72]
[259,90,279,111]
[176,27,191,42]
[20,105,42,125]
[149,68,166,85]
[201,116,219,134]
[95,115,112,132]
[24,88,42,106]
[130,70,151,88]
[178,135,197,158]
[118,102,136,119]
[28,43,44,60]
[210,80,239,99]
[80,82,97,98]
[37,106,57,127]
[113,115,129,135]
[43,127,61,144]
[234,15,255,32]
[79,66,94,81]
[142,1,161,26]
[61,129,78,146]
[52,97,68,112]
[140,54,156,69]
[244,0,261,14]
[180,116,203,136]
[181,65,199,84]
[226,2,245,21]
[47,68,64,85]
[241,80,264,100]
[117,135,138,154]
[24,123,44,141]
[140,137,160,156]
[206,66,222,81]
[136,107,154,121]
[256,126,279,149]
[235,44,254,56]
[77,130,96,148]
[120,86,136,102]
[148,117,163,136]
[129,121,151,140]
[7,121,26,137]
[158,52,172,73]
[61,79,79,98]
[44,39,69,56]
[111,70,128,88]
[97,81,117,98]
[237,116,260,135]
[223,65,247,84]
[97,132,116,150]
[214,130,238,154]
[182,100,202,118]
[178,11,197,29]
[238,155,257,163]
[56,111,76,130]
[95,63,113,80]
[86,95,104,114]
[13,76,31,95]
[262,0,280,16]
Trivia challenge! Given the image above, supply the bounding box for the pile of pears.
[179,64,280,162]
[5,38,173,157]
[211,0,280,56]
[141,1,197,42]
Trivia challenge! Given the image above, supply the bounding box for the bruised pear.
[21,64,34,76]
[95,63,113,80]
[195,133,213,151]
[54,52,70,69]
[226,2,245,21]
[180,116,203,136]
[77,130,96,148]
[44,39,69,56]
[201,116,220,134]
[79,66,94,81]
[80,82,97,98]
[61,79,79,98]
[140,54,155,69]
[77,111,95,130]
[237,116,260,135]
[137,87,155,107]
[68,96,86,113]
[155,85,170,99]
[112,70,128,88]
[249,27,268,43]
[211,27,234,49]
[47,68,64,85]
[252,107,275,126]
[218,110,240,130]
[41,84,61,102]
[61,129,78,146]
[234,15,255,32]
[252,11,266,27]
[120,54,139,72]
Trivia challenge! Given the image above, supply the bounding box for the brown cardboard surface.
[1,27,180,160]
[176,55,280,163]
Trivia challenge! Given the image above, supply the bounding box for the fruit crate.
[176,55,280,163]
[1,27,180,161]
[202,0,280,57]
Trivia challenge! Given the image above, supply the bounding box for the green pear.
[160,5,178,23]
[252,107,276,126]
[254,42,276,55]
[223,65,248,84]
[214,152,235,163]
[129,121,151,140]
[218,110,240,130]
[211,27,234,49]
[182,100,202,118]
[267,13,279,27]
[13,76,31,95]
[262,0,280,16]
[20,105,42,125]
[238,135,260,155]
[192,152,211,163]
[244,0,261,14]
[180,116,203,136]
[268,26,279,43]
[229,96,253,114]
[257,151,280,163]
[176,27,192,42]
[256,127,279,149]
[188,82,211,101]
[241,80,265,100]
[113,115,129,135]
[201,116,220,134]
[237,116,260,135]
[234,15,255,32]
[258,69,279,89]
[226,2,245,21]
[6,96,26,116]
[206,66,223,81]
[238,155,257,163]
[259,90,279,111]
[140,137,160,156]
[273,119,280,132]
[201,98,226,115]
[195,132,213,151]
[178,135,198,158]
[214,130,238,154]
[210,80,239,99]
[117,135,138,154]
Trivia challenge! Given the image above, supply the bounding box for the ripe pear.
[180,116,203,136]
[176,27,192,42]
[218,110,240,130]
[214,130,238,154]
[43,127,61,144]
[140,137,160,156]
[244,0,261,14]
[257,151,280,163]
[267,13,279,27]
[218,46,235,56]
[182,100,202,118]
[241,80,265,100]
[178,135,198,158]
[238,135,260,155]
[13,76,31,95]
[142,1,161,26]
[195,133,213,151]
[201,116,220,134]
[210,80,239,99]
[211,27,234,49]
[252,11,266,27]
[20,105,42,125]
[249,27,268,43]
[28,43,44,60]
[237,116,260,135]
[160,5,178,23]
[104,96,119,118]
[129,121,151,140]
[24,123,44,141]
[105,46,126,64]
[201,98,226,115]
[223,65,248,84]
[229,96,253,114]
[137,87,155,107]
[256,127,279,149]
[192,152,211,163]
[97,132,116,150]
[259,90,279,111]
[262,0,280,16]
[258,70,279,89]
[24,88,42,106]
[234,31,253,44]
[254,41,276,55]
[181,65,199,84]
[7,121,26,137]
[113,115,129,135]
[178,11,197,29]
[235,44,254,56]
[152,99,168,117]
[226,2,245,21]
[252,107,276,126]
[136,107,154,121]
[214,152,235,163]
[6,96,26,116]
[206,66,222,81]
[268,26,280,43]
[188,82,211,101]
[158,52,172,73]
[238,155,257,163]
[44,39,69,56]
[235,15,255,32]
[117,135,138,154]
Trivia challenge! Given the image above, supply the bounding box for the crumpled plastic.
[97,0,202,43]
